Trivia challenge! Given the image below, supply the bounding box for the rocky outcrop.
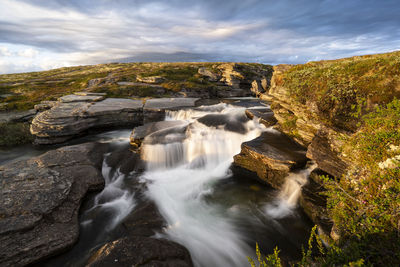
[30,95,144,144]
[198,67,220,82]
[0,142,108,267]
[0,109,37,123]
[233,130,308,189]
[261,65,350,178]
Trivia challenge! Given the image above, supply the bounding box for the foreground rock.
[88,200,193,267]
[0,142,107,267]
[31,96,143,144]
[234,130,307,189]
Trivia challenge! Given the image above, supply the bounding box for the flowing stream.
[19,98,312,267]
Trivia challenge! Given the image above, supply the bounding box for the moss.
[282,51,400,131]
[0,122,33,146]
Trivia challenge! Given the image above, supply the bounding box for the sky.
[0,0,399,74]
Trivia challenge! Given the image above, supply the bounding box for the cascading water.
[40,99,313,267]
[141,104,266,266]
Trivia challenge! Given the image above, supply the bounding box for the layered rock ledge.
[233,130,308,189]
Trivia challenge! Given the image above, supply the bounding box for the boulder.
[31,97,143,144]
[0,142,108,267]
[245,107,277,127]
[233,130,308,189]
[143,98,199,123]
[87,236,193,267]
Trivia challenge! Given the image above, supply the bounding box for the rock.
[59,94,105,103]
[130,120,188,147]
[251,80,264,95]
[233,130,308,189]
[87,236,193,267]
[74,92,107,96]
[0,142,108,267]
[197,113,249,134]
[31,98,143,145]
[300,168,333,235]
[143,98,199,123]
[0,109,37,123]
[245,107,277,127]
[87,78,107,88]
[34,101,57,112]
[198,67,220,82]
[137,76,165,84]
[306,130,348,178]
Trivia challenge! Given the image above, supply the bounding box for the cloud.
[0,46,12,57]
[0,0,399,73]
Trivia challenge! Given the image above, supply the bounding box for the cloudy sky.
[0,0,399,74]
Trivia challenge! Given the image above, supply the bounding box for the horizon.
[1,0,400,74]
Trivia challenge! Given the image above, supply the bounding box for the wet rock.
[197,113,249,134]
[87,236,193,267]
[143,98,199,123]
[300,168,333,235]
[130,120,188,146]
[233,130,308,189]
[31,97,143,145]
[245,107,277,127]
[0,142,108,267]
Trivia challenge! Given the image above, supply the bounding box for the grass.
[0,62,271,111]
[282,51,400,131]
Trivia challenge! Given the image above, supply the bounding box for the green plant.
[248,243,282,267]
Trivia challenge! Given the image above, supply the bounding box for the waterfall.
[265,165,316,219]
[141,103,266,267]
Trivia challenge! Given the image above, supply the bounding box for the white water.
[141,104,266,267]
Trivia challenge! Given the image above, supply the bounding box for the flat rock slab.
[144,98,199,110]
[0,142,107,267]
[197,113,249,134]
[59,94,105,103]
[31,98,144,144]
[234,130,307,189]
[74,92,107,96]
[245,107,277,127]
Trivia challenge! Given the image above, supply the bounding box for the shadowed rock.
[300,168,333,235]
[245,107,277,127]
[0,142,108,267]
[234,130,307,189]
[197,113,249,134]
[130,120,188,146]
